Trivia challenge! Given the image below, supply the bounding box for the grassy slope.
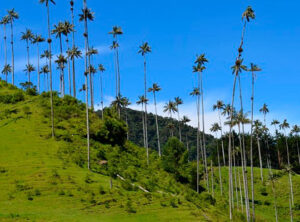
[0,83,226,222]
[0,83,299,221]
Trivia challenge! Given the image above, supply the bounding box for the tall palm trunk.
[177,106,182,142]
[153,92,161,156]
[71,1,76,97]
[83,0,90,170]
[238,75,250,221]
[200,72,209,190]
[116,46,121,96]
[227,74,238,220]
[233,149,239,209]
[100,73,104,119]
[141,104,146,150]
[211,160,214,197]
[250,70,255,220]
[284,131,294,212]
[27,40,30,83]
[238,163,244,213]
[88,55,94,109]
[3,24,8,82]
[196,91,200,193]
[143,56,149,165]
[37,43,40,92]
[256,137,263,182]
[216,137,223,196]
[46,2,55,138]
[66,37,71,95]
[10,20,15,85]
[59,35,65,97]
[218,109,226,166]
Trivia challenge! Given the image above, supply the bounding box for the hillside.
[0,81,299,221]
[96,108,215,160]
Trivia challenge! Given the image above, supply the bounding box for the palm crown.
[21,29,34,42]
[98,64,105,73]
[242,6,255,22]
[148,83,161,93]
[109,26,123,38]
[138,42,151,56]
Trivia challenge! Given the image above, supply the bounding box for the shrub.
[0,91,24,104]
[125,199,137,213]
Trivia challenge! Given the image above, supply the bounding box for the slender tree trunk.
[218,109,226,166]
[153,92,161,156]
[177,106,182,142]
[211,160,214,198]
[88,55,93,109]
[196,95,200,193]
[116,47,121,96]
[37,43,40,92]
[200,72,209,190]
[59,35,65,97]
[46,3,54,138]
[66,37,71,95]
[83,0,90,170]
[125,109,129,140]
[284,132,294,207]
[238,163,244,213]
[250,71,255,221]
[26,40,30,83]
[100,73,104,119]
[233,150,239,209]
[216,136,223,196]
[227,74,238,220]
[10,21,15,85]
[3,24,8,82]
[71,1,76,97]
[143,56,149,165]
[238,75,250,221]
[256,137,264,183]
[141,104,146,150]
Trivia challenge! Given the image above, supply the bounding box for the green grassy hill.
[0,81,299,221]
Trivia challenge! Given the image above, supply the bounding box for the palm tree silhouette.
[21,29,34,84]
[32,34,45,93]
[213,100,226,166]
[67,46,82,97]
[279,119,294,217]
[1,64,12,82]
[138,42,151,165]
[40,65,49,92]
[23,64,36,83]
[174,97,183,142]
[210,122,223,196]
[137,95,148,152]
[163,100,178,137]
[148,83,162,156]
[7,9,19,85]
[109,26,123,97]
[190,87,201,193]
[98,64,105,120]
[181,115,191,154]
[194,53,209,191]
[0,15,10,82]
[39,0,56,137]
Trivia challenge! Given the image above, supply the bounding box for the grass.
[0,81,299,221]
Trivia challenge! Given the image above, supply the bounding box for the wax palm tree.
[248,63,261,218]
[253,120,264,182]
[67,46,82,97]
[40,65,49,92]
[0,15,10,82]
[70,0,76,96]
[259,103,269,125]
[39,0,55,138]
[167,123,176,137]
[213,100,226,166]
[110,41,119,96]
[271,119,281,167]
[21,29,34,85]
[32,34,45,93]
[111,95,125,117]
[190,87,201,193]
[137,95,148,151]
[210,122,223,196]
[138,42,151,165]
[80,4,94,170]
[98,64,105,120]
[1,64,12,82]
[62,21,74,96]
[174,97,183,142]
[55,54,67,96]
[7,9,19,85]
[148,83,162,156]
[109,26,123,97]
[24,64,36,83]
[87,46,98,108]
[52,22,66,96]
[182,115,191,154]
[40,49,52,91]
[279,120,294,212]
[194,53,209,191]
[163,101,178,137]
[291,125,300,165]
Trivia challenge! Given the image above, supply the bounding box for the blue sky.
[1,0,299,133]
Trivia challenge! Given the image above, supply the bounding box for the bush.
[0,91,24,104]
[125,199,137,213]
